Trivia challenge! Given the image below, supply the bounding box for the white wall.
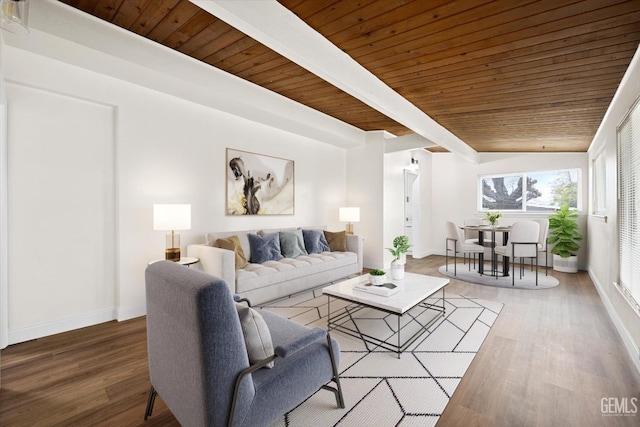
[0,33,8,353]
[6,82,116,343]
[384,150,408,267]
[3,34,353,343]
[347,131,385,269]
[430,152,589,269]
[587,45,640,370]
[347,133,430,269]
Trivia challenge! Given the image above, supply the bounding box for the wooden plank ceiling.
[59,0,640,152]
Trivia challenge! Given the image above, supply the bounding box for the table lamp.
[153,204,191,261]
[339,207,360,235]
[0,0,30,35]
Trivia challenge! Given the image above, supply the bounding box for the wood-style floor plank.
[1,255,639,426]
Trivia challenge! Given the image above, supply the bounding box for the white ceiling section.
[5,0,365,148]
[192,0,479,163]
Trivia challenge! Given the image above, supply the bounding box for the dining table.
[461,224,512,276]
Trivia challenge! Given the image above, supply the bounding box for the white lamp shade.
[339,207,360,223]
[153,204,191,231]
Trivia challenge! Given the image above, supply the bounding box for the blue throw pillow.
[302,229,330,254]
[248,232,283,264]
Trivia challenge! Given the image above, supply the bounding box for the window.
[592,147,606,215]
[617,96,640,315]
[479,169,581,212]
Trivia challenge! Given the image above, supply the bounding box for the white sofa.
[187,227,363,305]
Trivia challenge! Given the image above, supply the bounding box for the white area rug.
[438,263,559,289]
[263,287,503,427]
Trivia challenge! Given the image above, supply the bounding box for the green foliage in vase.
[483,211,502,225]
[386,235,411,259]
[369,269,386,276]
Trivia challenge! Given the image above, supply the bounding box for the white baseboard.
[117,305,146,322]
[8,307,117,345]
[411,249,444,258]
[589,268,640,374]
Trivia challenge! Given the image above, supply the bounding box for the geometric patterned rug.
[263,287,503,427]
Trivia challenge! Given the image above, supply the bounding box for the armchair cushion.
[215,235,248,269]
[248,232,284,264]
[236,303,275,368]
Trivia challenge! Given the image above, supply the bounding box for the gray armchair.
[144,261,344,427]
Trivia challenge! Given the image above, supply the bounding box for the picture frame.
[226,148,295,215]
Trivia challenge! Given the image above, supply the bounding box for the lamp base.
[345,223,354,235]
[165,248,181,262]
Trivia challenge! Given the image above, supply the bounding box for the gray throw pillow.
[302,229,330,254]
[248,232,284,264]
[279,230,308,258]
[236,304,274,368]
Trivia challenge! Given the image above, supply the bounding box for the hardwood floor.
[1,255,638,426]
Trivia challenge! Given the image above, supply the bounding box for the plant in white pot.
[369,269,387,286]
[547,204,582,273]
[386,235,411,280]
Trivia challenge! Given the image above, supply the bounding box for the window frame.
[617,94,640,316]
[477,168,582,212]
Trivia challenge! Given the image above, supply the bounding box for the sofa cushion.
[323,230,347,252]
[279,230,308,259]
[248,232,284,264]
[235,251,357,294]
[215,235,248,269]
[302,229,330,254]
[236,303,274,368]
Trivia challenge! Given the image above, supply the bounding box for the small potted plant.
[483,210,502,227]
[386,235,411,280]
[547,204,582,273]
[369,269,387,286]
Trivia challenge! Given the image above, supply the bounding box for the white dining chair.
[494,221,540,286]
[445,221,485,276]
[535,218,550,276]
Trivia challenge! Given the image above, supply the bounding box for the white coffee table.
[322,272,449,358]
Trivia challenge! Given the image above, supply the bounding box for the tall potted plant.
[386,235,411,279]
[547,204,582,273]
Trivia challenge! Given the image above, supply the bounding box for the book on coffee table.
[354,282,400,297]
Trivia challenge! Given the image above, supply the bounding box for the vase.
[390,259,405,280]
[552,254,578,273]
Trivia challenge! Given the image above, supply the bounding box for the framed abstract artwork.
[226,148,295,215]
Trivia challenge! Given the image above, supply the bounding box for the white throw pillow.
[235,304,274,368]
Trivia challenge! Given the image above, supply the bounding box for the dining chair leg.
[545,247,548,276]
[454,250,457,276]
[445,239,449,272]
[535,253,539,286]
